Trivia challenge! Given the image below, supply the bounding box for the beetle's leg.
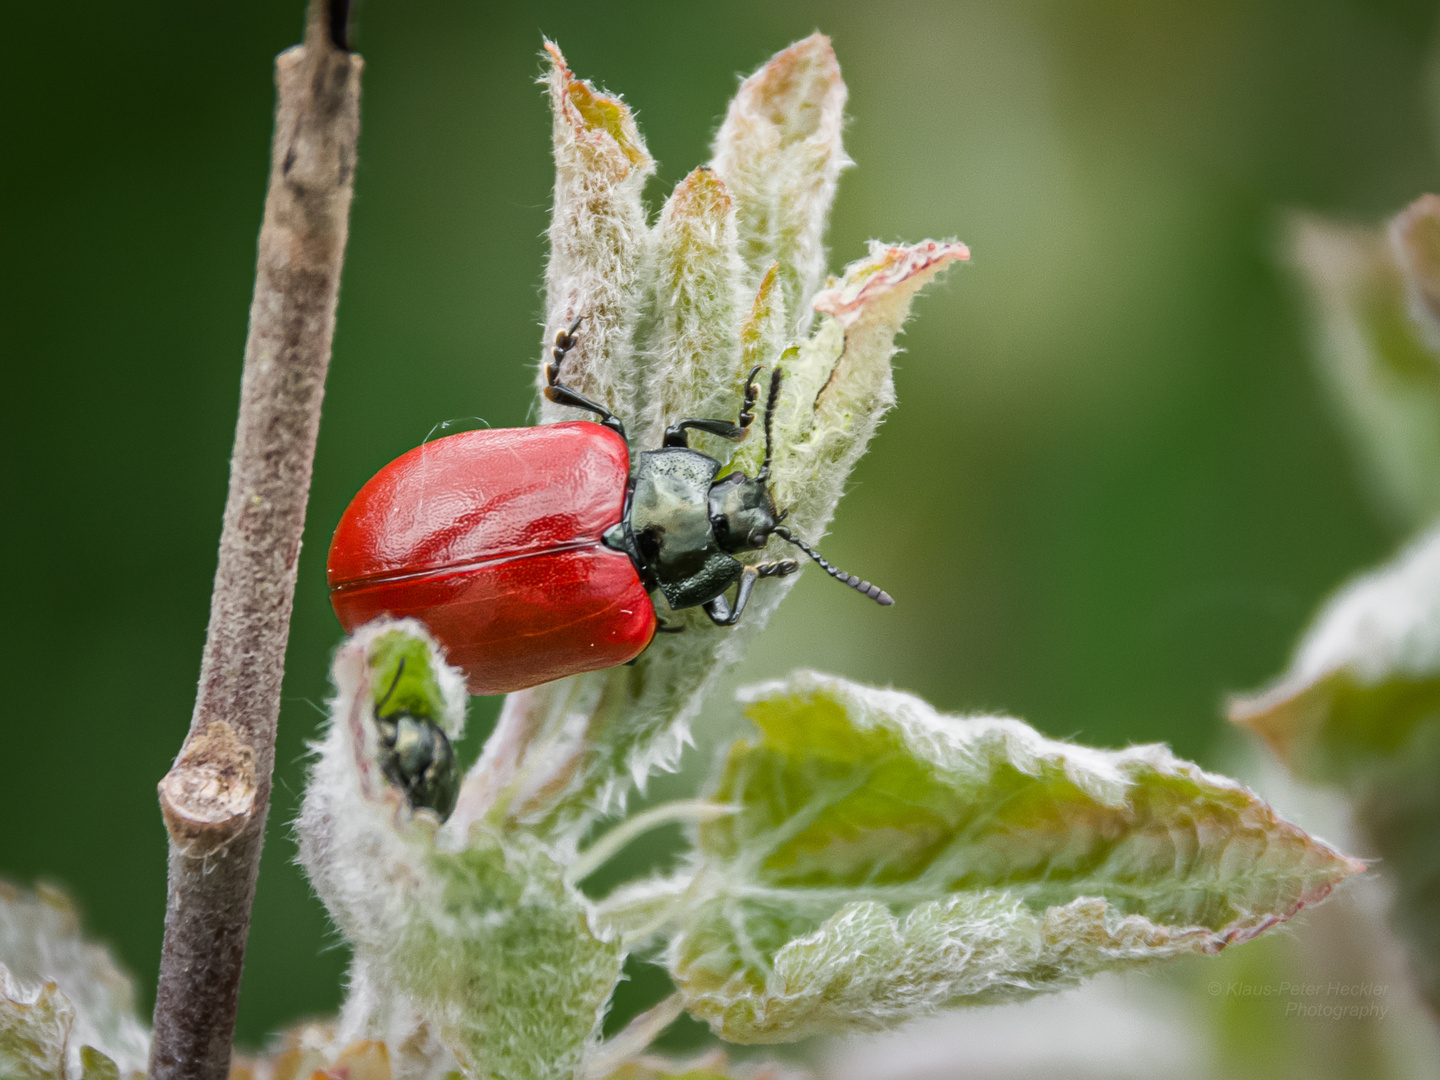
[663,365,762,448]
[755,558,800,578]
[702,571,755,626]
[701,558,798,626]
[545,316,627,439]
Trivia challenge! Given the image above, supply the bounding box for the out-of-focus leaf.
[314,1040,392,1080]
[1229,521,1440,784]
[230,1025,454,1080]
[596,1050,803,1080]
[1392,193,1440,350]
[0,884,148,1079]
[0,967,71,1080]
[1289,200,1440,528]
[664,672,1361,1043]
[1231,522,1440,1017]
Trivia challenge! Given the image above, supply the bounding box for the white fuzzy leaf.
[0,967,71,1080]
[710,34,850,336]
[663,672,1362,1043]
[539,41,655,428]
[297,621,622,1080]
[0,885,147,1080]
[638,167,750,451]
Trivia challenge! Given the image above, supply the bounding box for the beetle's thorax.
[622,447,779,611]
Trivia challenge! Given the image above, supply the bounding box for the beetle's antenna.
[757,367,783,483]
[773,526,893,605]
[375,656,406,716]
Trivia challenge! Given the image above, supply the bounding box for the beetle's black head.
[708,471,781,553]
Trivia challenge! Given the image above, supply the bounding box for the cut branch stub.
[156,722,257,858]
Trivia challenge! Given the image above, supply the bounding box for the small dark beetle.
[372,658,460,821]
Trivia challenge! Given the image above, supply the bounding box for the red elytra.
[327,422,657,694]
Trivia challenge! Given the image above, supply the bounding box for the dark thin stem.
[149,4,362,1077]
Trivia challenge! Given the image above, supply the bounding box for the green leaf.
[1288,203,1440,529]
[79,1046,121,1080]
[0,884,149,1078]
[665,671,1362,1043]
[1231,522,1440,1016]
[397,831,624,1080]
[1229,522,1440,784]
[0,969,71,1080]
[367,627,455,727]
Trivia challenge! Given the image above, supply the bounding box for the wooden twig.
[149,3,361,1077]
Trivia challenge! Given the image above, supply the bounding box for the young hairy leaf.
[656,672,1361,1043]
[639,167,751,451]
[456,36,969,848]
[538,41,655,428]
[297,622,622,1080]
[710,32,849,337]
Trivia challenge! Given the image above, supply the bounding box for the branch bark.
[149,4,361,1077]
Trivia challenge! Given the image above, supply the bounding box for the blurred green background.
[4,0,1439,1057]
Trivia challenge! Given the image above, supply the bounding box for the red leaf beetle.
[327,319,892,695]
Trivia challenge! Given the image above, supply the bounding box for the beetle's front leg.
[663,365,763,448]
[702,559,799,626]
[545,316,628,438]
